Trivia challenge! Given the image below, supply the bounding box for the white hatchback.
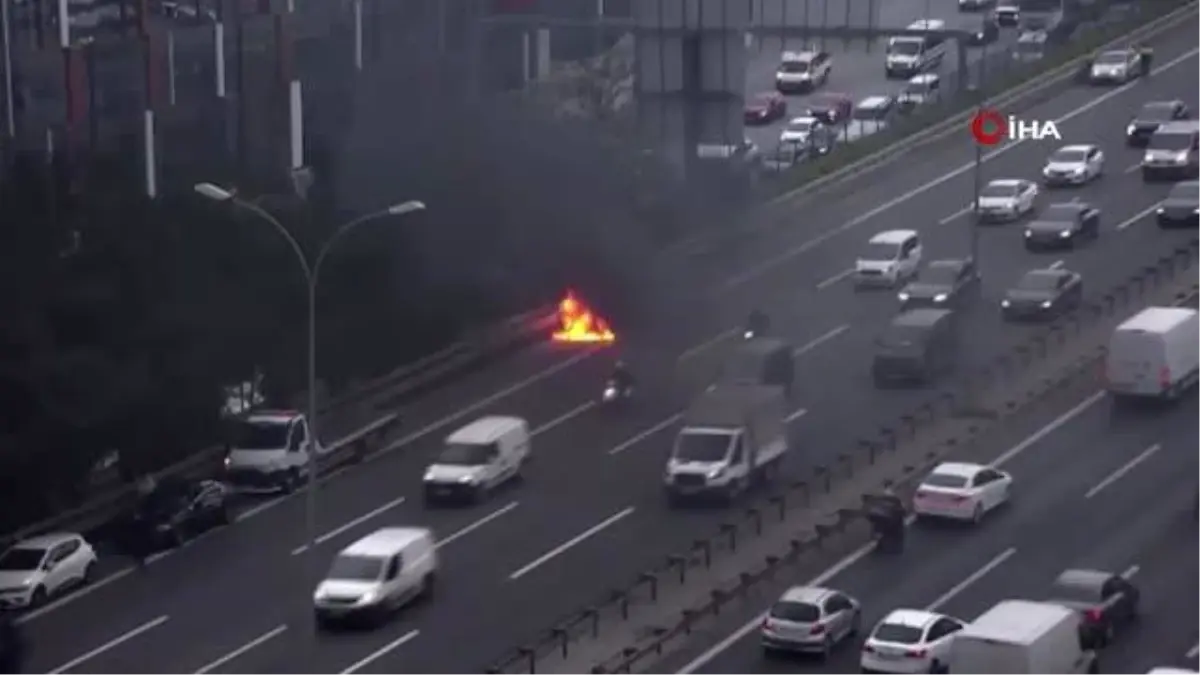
[0,533,97,608]
[855,230,923,288]
[912,462,1013,524]
[861,608,965,673]
[761,585,861,658]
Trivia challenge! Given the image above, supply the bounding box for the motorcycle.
[601,380,633,405]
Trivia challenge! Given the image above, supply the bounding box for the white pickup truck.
[223,410,327,493]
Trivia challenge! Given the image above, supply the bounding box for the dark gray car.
[1156,180,1198,228]
[1023,202,1101,250]
[1126,100,1190,148]
[1001,268,1083,320]
[898,259,980,309]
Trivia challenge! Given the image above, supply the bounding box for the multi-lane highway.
[20,16,1198,675]
[660,387,1198,675]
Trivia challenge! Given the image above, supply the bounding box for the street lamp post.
[194,181,424,591]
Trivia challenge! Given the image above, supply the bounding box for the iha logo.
[970,109,1062,146]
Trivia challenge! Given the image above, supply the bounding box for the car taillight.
[761,618,772,629]
[1085,608,1103,622]
[810,623,826,635]
[1159,366,1171,390]
[907,648,928,658]
[863,645,876,654]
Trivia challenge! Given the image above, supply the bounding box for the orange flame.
[552,290,616,344]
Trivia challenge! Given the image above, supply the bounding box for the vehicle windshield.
[750,94,775,107]
[888,40,922,56]
[854,104,889,121]
[1051,577,1103,603]
[920,264,961,286]
[787,119,816,133]
[1016,271,1061,292]
[1015,38,1044,56]
[1041,204,1081,222]
[877,324,926,349]
[905,80,933,95]
[327,554,383,582]
[981,182,1020,198]
[924,472,969,488]
[1148,132,1191,151]
[770,601,820,622]
[673,432,731,463]
[1168,182,1199,200]
[0,547,46,571]
[1138,103,1175,121]
[1050,148,1087,163]
[1095,51,1128,65]
[436,442,494,466]
[231,419,289,451]
[872,622,924,644]
[862,241,900,260]
[779,60,809,73]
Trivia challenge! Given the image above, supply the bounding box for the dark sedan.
[806,93,854,127]
[1023,202,1101,250]
[898,258,980,309]
[967,16,1000,45]
[1001,268,1083,321]
[1127,100,1191,147]
[1157,180,1199,228]
[122,478,232,552]
[744,92,788,125]
[1047,568,1139,648]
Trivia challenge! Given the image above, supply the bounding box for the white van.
[1105,307,1200,400]
[423,415,530,504]
[312,527,437,628]
[949,600,1098,674]
[856,229,923,288]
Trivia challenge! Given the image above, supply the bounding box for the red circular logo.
[971,109,1007,146]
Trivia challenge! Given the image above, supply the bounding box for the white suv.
[856,230,923,288]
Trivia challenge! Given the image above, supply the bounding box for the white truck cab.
[313,527,437,628]
[664,386,788,505]
[423,415,530,504]
[224,410,321,493]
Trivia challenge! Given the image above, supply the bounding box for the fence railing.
[484,239,1199,674]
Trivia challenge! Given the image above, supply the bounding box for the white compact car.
[1042,144,1105,186]
[913,462,1013,524]
[1090,49,1141,83]
[861,609,966,674]
[855,230,923,288]
[0,533,97,608]
[976,178,1038,222]
[779,116,822,144]
[761,585,861,657]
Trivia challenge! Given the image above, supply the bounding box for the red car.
[744,92,788,125]
[806,93,853,126]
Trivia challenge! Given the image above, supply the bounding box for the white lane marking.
[338,629,420,674]
[508,507,636,581]
[291,496,407,555]
[1049,260,1065,270]
[677,388,1108,673]
[1185,643,1198,659]
[719,47,1200,292]
[1123,162,1141,174]
[816,267,855,290]
[437,502,520,549]
[532,401,595,435]
[193,624,288,674]
[938,204,975,225]
[785,408,808,424]
[793,324,850,357]
[1084,443,1161,499]
[926,547,1018,612]
[1117,202,1163,230]
[678,328,740,363]
[49,614,170,674]
[1121,564,1140,579]
[609,414,682,455]
[16,566,136,625]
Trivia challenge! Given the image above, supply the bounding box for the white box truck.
[663,385,788,505]
[949,600,1098,674]
[1105,306,1199,400]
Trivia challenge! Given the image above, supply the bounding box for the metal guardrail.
[484,239,1199,674]
[3,303,557,546]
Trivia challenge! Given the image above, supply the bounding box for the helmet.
[614,360,627,369]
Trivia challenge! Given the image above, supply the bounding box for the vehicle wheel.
[420,573,436,600]
[971,504,984,525]
[281,469,299,494]
[216,503,232,525]
[929,660,948,674]
[849,610,862,636]
[1087,658,1100,674]
[81,561,95,585]
[30,585,47,607]
[819,635,834,660]
[171,527,186,548]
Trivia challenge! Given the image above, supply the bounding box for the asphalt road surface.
[19,19,1198,675]
[657,385,1199,674]
[741,0,1018,152]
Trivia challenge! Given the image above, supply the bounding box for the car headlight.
[1024,230,1033,238]
[1041,300,1053,308]
[1001,299,1011,308]
[898,292,910,301]
[1175,151,1189,163]
[1059,230,1071,238]
[1193,208,1199,215]
[707,467,725,479]
[1126,123,1137,135]
[359,589,380,604]
[224,456,232,470]
[1156,207,1165,214]
[1070,167,1085,175]
[457,475,476,484]
[933,294,948,302]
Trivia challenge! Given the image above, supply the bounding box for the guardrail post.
[769,494,786,520]
[710,589,725,616]
[859,439,877,465]
[899,414,916,437]
[880,426,897,451]
[720,522,738,551]
[611,587,630,620]
[681,608,697,634]
[694,538,713,568]
[739,571,754,591]
[791,479,810,505]
[747,507,763,535]
[813,465,831,493]
[837,452,853,478]
[1160,255,1175,278]
[764,554,780,579]
[519,646,536,674]
[584,607,601,636]
[552,628,568,659]
[638,572,658,603]
[668,554,687,583]
[1145,265,1160,288]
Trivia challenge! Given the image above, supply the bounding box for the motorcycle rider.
[865,487,906,554]
[745,309,770,338]
[609,360,635,397]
